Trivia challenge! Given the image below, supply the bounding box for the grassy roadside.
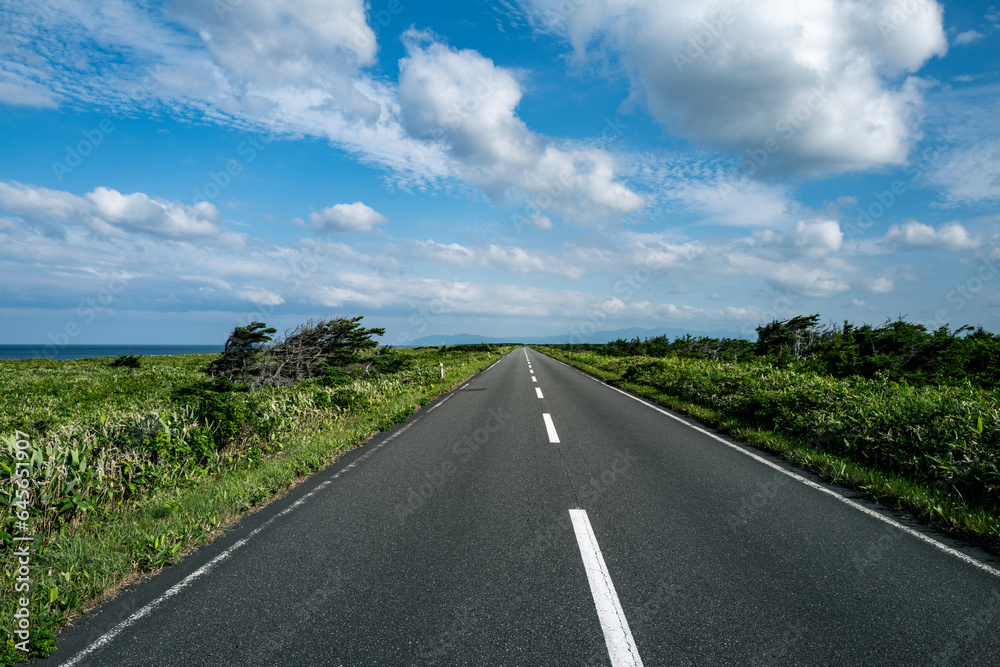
[1,346,510,665]
[535,346,1000,555]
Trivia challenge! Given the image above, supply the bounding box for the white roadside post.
[439,362,444,379]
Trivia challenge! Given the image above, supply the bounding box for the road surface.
[41,347,1000,666]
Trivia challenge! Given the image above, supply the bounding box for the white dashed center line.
[542,413,560,443]
[570,509,644,667]
[535,387,544,399]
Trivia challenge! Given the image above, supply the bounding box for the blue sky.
[1,0,998,346]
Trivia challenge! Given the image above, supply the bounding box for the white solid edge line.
[56,419,420,667]
[536,387,544,399]
[542,413,560,443]
[594,378,1000,580]
[427,394,452,412]
[570,509,644,667]
[481,358,503,374]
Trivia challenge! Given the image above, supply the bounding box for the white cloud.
[403,239,588,279]
[520,0,947,174]
[0,181,82,221]
[953,30,984,45]
[884,220,978,250]
[726,253,851,297]
[618,232,706,270]
[309,202,387,234]
[235,288,285,306]
[397,31,645,226]
[406,240,477,266]
[1,0,448,186]
[860,274,894,293]
[756,219,843,258]
[0,181,223,238]
[86,188,222,237]
[786,219,844,257]
[2,3,648,223]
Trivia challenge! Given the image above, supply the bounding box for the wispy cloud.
[953,30,985,45]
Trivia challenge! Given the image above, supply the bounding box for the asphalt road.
[41,347,1000,666]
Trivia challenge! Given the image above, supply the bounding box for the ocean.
[0,345,224,361]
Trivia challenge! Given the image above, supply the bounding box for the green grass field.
[0,345,510,664]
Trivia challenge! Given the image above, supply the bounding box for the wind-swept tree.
[206,321,277,385]
[207,317,386,389]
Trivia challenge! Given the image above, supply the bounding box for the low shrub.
[565,351,1000,511]
[109,354,142,369]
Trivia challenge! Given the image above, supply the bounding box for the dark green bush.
[613,356,1000,510]
[369,347,411,374]
[570,315,1000,390]
[110,354,142,369]
[196,390,249,448]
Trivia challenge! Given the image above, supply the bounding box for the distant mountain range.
[399,326,752,347]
